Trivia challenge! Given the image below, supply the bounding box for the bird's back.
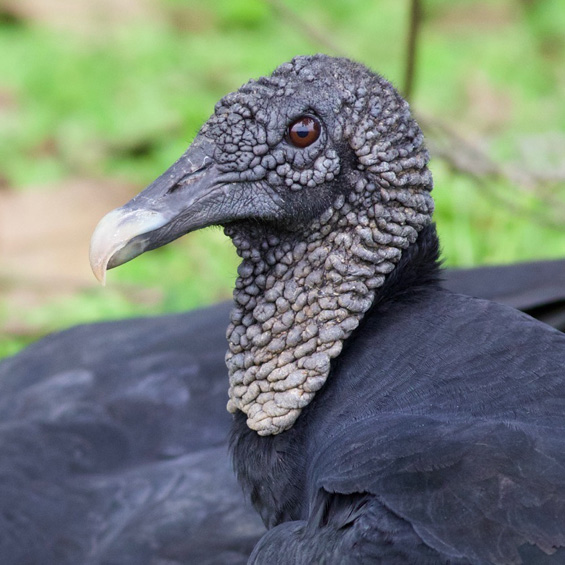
[289,287,565,563]
[0,303,265,565]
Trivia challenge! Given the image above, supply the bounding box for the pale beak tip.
[89,206,170,286]
[89,248,108,286]
[89,209,120,286]
[94,266,107,286]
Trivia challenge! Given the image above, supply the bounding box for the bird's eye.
[287,116,321,148]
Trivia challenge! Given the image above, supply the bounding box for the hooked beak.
[89,136,282,284]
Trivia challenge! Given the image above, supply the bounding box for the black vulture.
[1,268,564,564]
[1,271,564,564]
[1,55,565,563]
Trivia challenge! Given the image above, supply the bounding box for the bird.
[1,54,564,564]
[1,264,564,565]
[1,265,564,565]
[87,54,565,563]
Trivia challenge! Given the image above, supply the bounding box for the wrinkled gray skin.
[215,57,434,434]
[91,55,434,435]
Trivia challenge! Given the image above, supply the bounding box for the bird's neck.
[229,223,441,527]
[225,180,434,436]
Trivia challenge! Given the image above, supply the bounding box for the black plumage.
[242,229,565,563]
[444,261,565,332]
[0,303,264,564]
[1,261,564,564]
[3,54,565,563]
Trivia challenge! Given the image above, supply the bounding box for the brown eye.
[287,116,321,148]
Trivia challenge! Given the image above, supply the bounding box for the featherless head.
[199,55,432,228]
[90,55,434,434]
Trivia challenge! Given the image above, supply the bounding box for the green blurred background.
[0,0,564,358]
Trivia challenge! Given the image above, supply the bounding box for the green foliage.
[0,0,564,358]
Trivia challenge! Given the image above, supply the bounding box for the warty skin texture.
[213,58,435,434]
[89,55,565,563]
[94,55,434,435]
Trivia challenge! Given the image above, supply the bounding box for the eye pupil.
[287,116,321,148]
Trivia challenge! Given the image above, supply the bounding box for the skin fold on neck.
[225,175,433,435]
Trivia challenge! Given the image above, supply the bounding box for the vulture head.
[90,55,434,435]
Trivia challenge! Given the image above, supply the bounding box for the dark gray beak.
[89,136,281,284]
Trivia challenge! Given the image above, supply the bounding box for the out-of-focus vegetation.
[0,0,564,358]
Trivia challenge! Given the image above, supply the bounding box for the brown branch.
[403,0,422,101]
